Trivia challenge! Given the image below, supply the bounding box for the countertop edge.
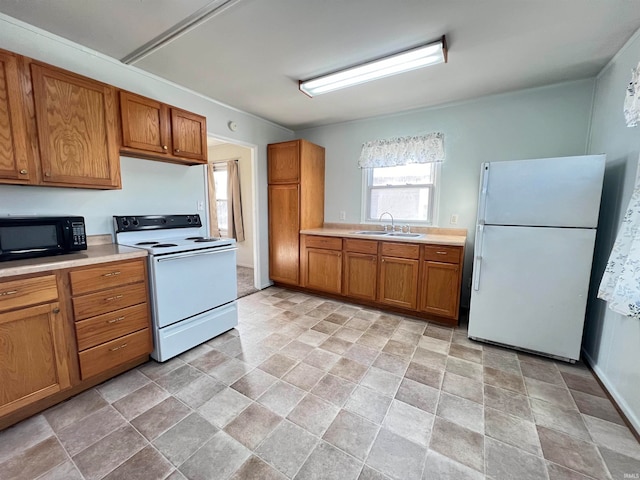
[300,228,467,246]
[0,245,147,278]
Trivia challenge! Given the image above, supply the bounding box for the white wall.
[0,14,294,288]
[584,30,640,432]
[296,80,595,305]
[209,143,255,268]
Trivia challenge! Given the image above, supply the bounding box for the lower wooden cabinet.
[268,184,300,285]
[419,261,460,318]
[378,256,419,310]
[306,248,342,294]
[0,302,71,417]
[343,252,377,300]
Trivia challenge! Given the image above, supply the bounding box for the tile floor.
[1,287,639,480]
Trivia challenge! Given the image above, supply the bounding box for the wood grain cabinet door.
[343,252,377,300]
[0,302,71,417]
[119,91,169,155]
[170,107,207,162]
[419,261,460,319]
[30,63,121,188]
[378,256,419,310]
[268,184,300,285]
[268,141,299,184]
[0,50,30,183]
[306,248,342,294]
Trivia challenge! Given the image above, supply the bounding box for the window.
[212,162,228,235]
[364,163,438,224]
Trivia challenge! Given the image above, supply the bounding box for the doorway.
[206,136,259,297]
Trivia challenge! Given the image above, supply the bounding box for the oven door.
[149,245,237,328]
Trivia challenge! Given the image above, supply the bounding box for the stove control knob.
[132,218,139,226]
[187,217,192,224]
[122,218,129,227]
[161,218,167,224]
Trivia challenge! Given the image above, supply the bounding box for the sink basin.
[352,230,387,235]
[386,233,422,237]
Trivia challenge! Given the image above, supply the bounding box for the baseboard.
[582,348,640,439]
[236,263,254,269]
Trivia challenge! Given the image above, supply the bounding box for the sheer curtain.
[358,132,445,168]
[207,163,221,237]
[227,160,245,242]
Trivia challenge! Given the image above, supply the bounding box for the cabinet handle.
[52,307,60,314]
[436,251,447,255]
[103,271,121,277]
[107,316,125,324]
[109,343,128,352]
[19,169,28,175]
[105,295,124,301]
[0,290,18,296]
[162,145,168,151]
[44,172,51,177]
[175,149,181,153]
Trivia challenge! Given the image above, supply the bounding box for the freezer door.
[469,225,596,361]
[479,155,605,228]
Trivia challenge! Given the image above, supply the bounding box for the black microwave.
[0,216,87,262]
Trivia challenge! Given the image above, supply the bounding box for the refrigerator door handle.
[477,163,490,225]
[473,224,484,291]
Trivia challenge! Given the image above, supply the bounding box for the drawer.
[380,242,420,259]
[0,275,57,313]
[78,328,152,379]
[69,260,146,295]
[423,245,462,264]
[344,238,378,254]
[73,282,147,321]
[75,303,150,351]
[305,235,342,251]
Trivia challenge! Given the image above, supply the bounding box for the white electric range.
[114,214,238,362]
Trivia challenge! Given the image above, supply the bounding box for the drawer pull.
[109,343,128,352]
[0,290,18,296]
[52,308,60,314]
[107,316,125,324]
[105,295,124,302]
[103,271,121,277]
[436,251,448,255]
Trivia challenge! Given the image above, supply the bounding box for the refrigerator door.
[469,225,596,361]
[478,155,605,228]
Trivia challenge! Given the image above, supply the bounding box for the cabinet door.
[268,141,299,183]
[344,252,377,300]
[119,90,169,155]
[170,107,207,162]
[0,50,30,182]
[31,63,121,188]
[306,248,342,294]
[0,302,71,417]
[269,184,300,285]
[419,261,460,319]
[378,256,419,310]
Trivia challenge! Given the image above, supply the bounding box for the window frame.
[361,162,440,225]
[211,161,229,236]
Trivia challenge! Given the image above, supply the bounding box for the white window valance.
[358,132,445,168]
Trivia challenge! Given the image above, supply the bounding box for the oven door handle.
[155,246,237,262]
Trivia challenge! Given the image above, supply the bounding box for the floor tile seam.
[56,403,131,459]
[545,459,601,480]
[529,397,594,443]
[30,427,83,480]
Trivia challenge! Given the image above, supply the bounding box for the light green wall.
[296,80,595,305]
[585,30,640,432]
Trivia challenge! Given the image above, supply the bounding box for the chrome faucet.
[379,212,395,232]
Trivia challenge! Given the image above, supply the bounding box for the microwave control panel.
[71,221,86,246]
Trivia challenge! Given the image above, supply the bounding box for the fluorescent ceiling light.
[299,36,447,97]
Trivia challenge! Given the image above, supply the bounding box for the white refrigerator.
[468,154,606,362]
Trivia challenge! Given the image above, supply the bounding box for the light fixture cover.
[299,35,447,97]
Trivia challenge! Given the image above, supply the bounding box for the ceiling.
[1,0,640,130]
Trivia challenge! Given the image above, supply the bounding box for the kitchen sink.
[386,233,422,237]
[352,230,387,235]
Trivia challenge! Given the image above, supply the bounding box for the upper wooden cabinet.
[268,139,325,286]
[0,50,31,183]
[119,91,207,165]
[30,62,121,189]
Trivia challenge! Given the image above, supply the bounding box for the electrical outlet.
[450,214,459,225]
[339,211,346,221]
[197,201,204,211]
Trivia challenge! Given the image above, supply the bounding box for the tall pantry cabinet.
[268,140,325,286]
